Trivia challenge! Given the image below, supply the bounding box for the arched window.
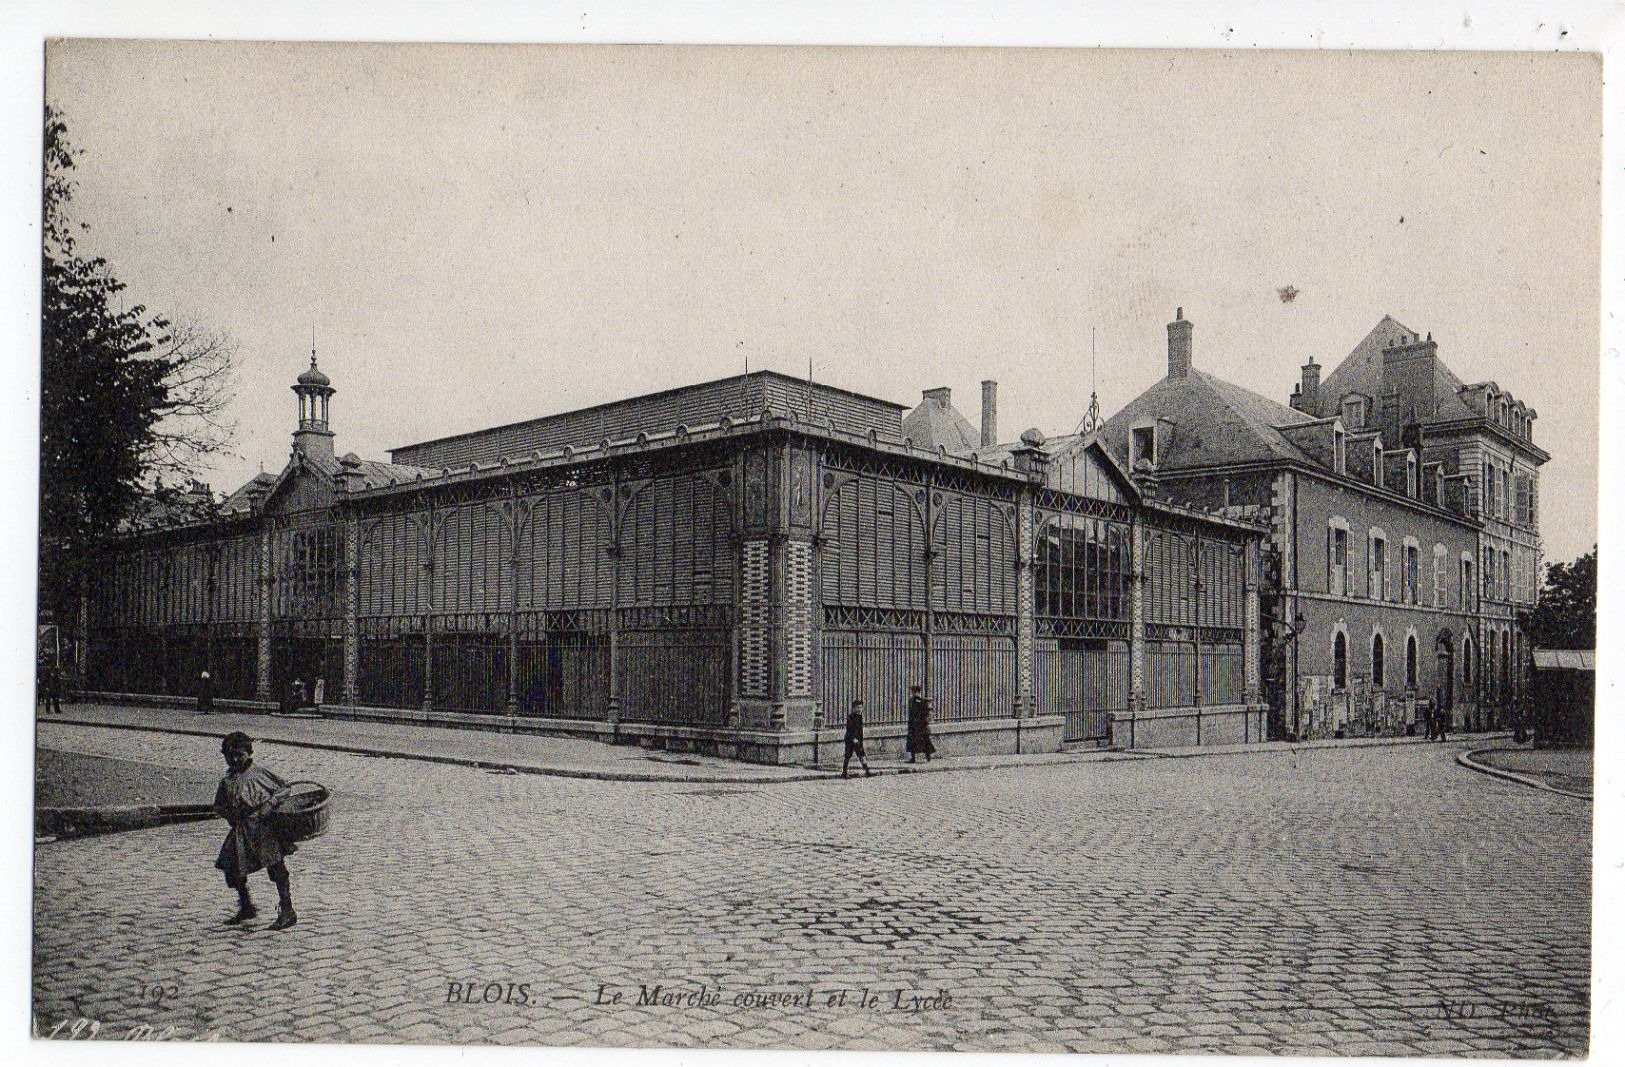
[1371,632,1385,688]
[1406,634,1418,690]
[1333,631,1348,690]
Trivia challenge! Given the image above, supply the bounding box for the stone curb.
[45,716,839,786]
[46,714,1527,788]
[35,802,217,840]
[1457,748,1592,801]
[1142,733,1503,759]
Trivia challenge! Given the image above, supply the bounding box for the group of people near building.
[841,684,936,778]
[195,669,325,717]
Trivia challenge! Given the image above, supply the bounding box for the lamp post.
[1270,609,1308,740]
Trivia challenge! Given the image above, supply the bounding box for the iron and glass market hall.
[79,341,1270,762]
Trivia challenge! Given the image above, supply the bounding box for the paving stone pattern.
[33,724,1589,1054]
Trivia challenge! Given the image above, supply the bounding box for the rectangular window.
[1131,426,1156,468]
[1404,545,1419,605]
[1329,527,1348,596]
[1370,536,1387,601]
[1460,559,1473,610]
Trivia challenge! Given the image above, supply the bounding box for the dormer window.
[1333,427,1346,474]
[1341,395,1368,428]
[1130,419,1158,470]
[1405,452,1418,497]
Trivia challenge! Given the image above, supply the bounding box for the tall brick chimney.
[1167,308,1193,379]
[980,380,998,447]
[1296,357,1321,415]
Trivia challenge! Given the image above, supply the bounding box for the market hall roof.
[389,371,906,471]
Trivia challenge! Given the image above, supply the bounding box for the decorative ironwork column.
[255,526,272,702]
[1243,539,1262,705]
[343,518,359,706]
[1128,514,1147,732]
[1013,484,1036,718]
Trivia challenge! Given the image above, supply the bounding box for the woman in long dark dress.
[905,685,935,763]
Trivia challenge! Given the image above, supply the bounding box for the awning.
[1532,649,1595,672]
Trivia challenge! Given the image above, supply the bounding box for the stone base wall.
[1112,703,1270,749]
[77,691,1065,766]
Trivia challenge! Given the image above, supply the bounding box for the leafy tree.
[1523,547,1596,651]
[39,107,234,631]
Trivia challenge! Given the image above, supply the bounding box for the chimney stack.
[922,386,951,406]
[1298,357,1321,414]
[980,380,998,447]
[1167,307,1193,379]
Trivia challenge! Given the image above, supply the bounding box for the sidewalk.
[40,702,1504,785]
[1460,745,1593,799]
[42,703,830,784]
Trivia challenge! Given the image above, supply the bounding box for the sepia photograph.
[22,16,1607,1060]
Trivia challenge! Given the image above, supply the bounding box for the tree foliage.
[39,107,235,619]
[1523,547,1596,651]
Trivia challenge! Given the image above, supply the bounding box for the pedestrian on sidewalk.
[906,684,935,763]
[38,659,63,716]
[1435,709,1450,743]
[312,676,325,711]
[843,698,873,778]
[1423,706,1437,741]
[213,731,299,931]
[197,669,214,715]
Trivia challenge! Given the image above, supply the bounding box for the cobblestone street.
[32,722,1589,1054]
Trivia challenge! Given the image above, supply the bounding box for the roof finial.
[311,325,318,368]
[1077,326,1103,435]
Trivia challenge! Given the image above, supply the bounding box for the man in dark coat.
[906,684,935,763]
[38,659,63,715]
[198,669,215,715]
[842,698,873,778]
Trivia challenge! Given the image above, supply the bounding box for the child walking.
[213,731,298,930]
[842,698,873,778]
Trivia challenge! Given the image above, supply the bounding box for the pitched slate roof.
[219,471,280,516]
[1318,315,1477,422]
[900,391,980,454]
[1098,368,1319,471]
[347,457,440,489]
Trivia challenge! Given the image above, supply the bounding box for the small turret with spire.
[292,334,335,463]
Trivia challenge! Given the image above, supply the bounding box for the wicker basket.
[270,781,332,843]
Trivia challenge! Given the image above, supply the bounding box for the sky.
[44,42,1602,562]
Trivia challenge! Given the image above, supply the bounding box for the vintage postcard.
[31,37,1600,1057]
